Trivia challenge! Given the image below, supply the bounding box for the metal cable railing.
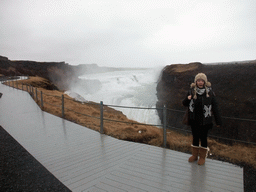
[107,104,158,110]
[2,77,256,147]
[222,116,256,122]
[103,116,162,127]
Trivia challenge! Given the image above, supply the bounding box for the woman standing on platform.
[182,73,222,165]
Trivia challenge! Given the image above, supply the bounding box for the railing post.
[31,86,34,98]
[62,94,65,118]
[22,83,23,90]
[163,105,167,148]
[100,101,104,134]
[41,91,43,108]
[35,88,38,101]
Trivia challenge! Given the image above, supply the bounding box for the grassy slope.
[5,76,256,169]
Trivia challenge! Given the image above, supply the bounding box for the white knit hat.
[190,73,211,99]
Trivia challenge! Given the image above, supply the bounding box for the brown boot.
[188,145,200,162]
[198,147,209,165]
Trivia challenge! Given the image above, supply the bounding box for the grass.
[4,76,256,169]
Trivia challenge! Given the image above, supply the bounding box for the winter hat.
[190,73,211,99]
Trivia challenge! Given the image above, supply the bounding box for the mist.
[66,66,163,124]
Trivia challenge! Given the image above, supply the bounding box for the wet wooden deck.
[0,83,243,192]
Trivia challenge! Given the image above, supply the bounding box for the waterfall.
[69,67,162,125]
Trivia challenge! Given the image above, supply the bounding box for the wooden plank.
[108,170,192,192]
[87,180,131,192]
[85,186,108,192]
[100,177,149,192]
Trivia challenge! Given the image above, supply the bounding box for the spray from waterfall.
[68,67,163,125]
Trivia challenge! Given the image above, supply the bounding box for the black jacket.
[182,88,222,126]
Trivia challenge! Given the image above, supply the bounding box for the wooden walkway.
[0,83,243,192]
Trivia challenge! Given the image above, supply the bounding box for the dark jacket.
[182,88,222,126]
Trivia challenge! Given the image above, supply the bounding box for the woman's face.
[196,79,205,88]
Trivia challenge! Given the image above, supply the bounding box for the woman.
[183,73,222,165]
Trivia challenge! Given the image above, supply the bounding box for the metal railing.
[2,76,256,147]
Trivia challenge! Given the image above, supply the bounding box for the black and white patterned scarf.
[196,88,206,95]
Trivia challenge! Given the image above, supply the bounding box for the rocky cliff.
[0,56,130,90]
[0,56,76,90]
[156,61,256,143]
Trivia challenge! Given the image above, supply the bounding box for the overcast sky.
[1,0,256,68]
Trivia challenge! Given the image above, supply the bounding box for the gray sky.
[1,0,256,68]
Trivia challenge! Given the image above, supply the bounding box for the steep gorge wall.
[156,61,256,143]
[0,56,77,90]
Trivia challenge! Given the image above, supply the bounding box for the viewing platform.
[0,83,243,191]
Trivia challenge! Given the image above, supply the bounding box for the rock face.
[0,56,76,90]
[156,61,256,144]
[0,56,136,90]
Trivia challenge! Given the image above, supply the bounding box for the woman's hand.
[188,95,192,100]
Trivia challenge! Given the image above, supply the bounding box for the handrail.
[107,104,159,110]
[222,116,256,122]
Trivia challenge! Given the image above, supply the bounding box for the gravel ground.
[0,126,71,192]
[244,164,256,192]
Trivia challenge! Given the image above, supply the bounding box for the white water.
[68,68,162,125]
